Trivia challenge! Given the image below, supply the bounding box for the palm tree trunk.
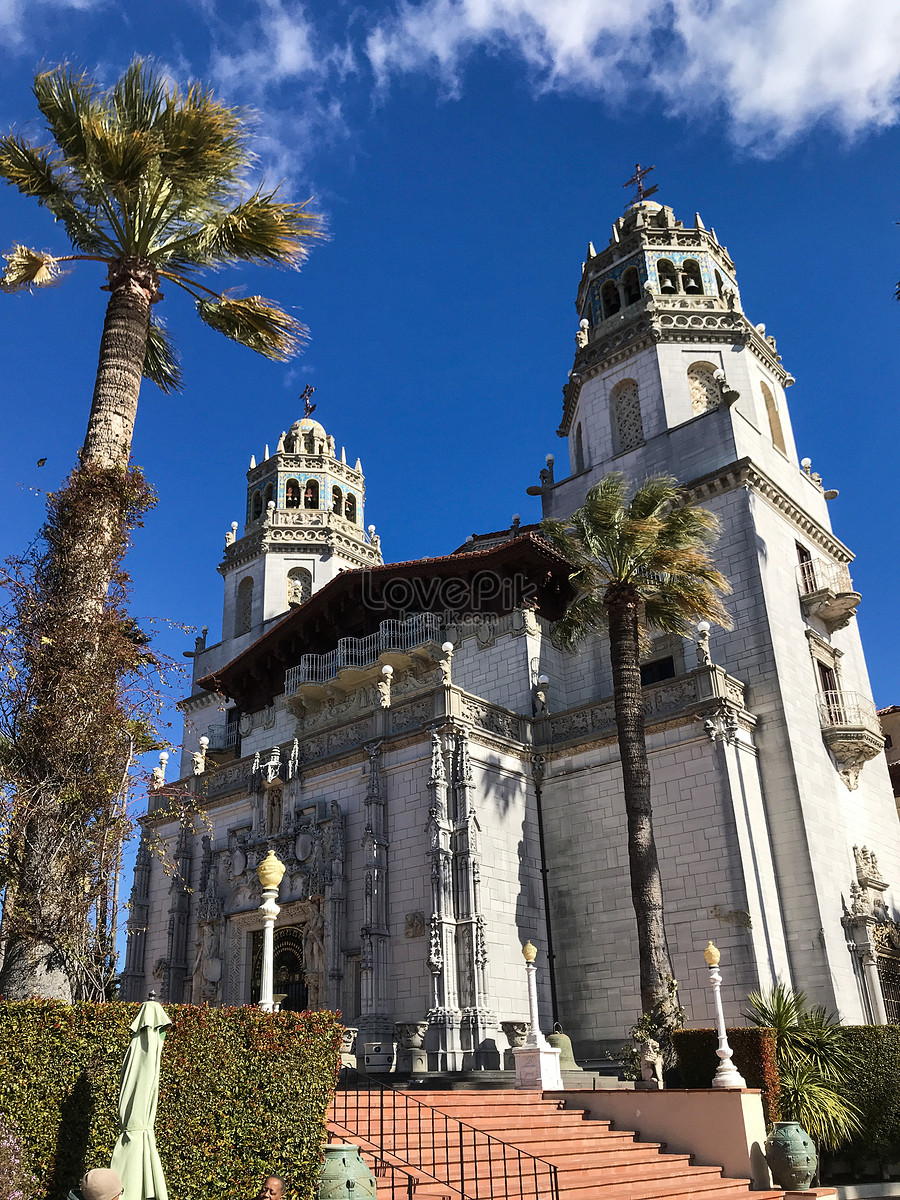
[607,589,675,1016]
[82,257,156,469]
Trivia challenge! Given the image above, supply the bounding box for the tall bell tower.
[536,188,898,1023]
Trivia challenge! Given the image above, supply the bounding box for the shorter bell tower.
[220,414,383,641]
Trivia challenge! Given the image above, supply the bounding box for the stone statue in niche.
[302,902,326,975]
[191,918,224,1004]
[575,318,589,348]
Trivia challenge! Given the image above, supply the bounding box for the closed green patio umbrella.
[110,1000,171,1200]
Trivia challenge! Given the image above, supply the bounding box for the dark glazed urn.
[764,1121,817,1191]
[318,1143,377,1198]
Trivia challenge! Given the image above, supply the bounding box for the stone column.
[359,742,392,1045]
[703,942,746,1088]
[257,849,285,1013]
[513,942,562,1090]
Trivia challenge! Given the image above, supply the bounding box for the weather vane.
[623,162,658,206]
[300,384,317,418]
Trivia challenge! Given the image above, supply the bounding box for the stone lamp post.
[513,941,563,1091]
[257,849,286,1013]
[704,941,746,1088]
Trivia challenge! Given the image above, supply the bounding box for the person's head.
[257,1177,284,1200]
[80,1169,124,1200]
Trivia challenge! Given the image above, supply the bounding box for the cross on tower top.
[623,162,658,206]
[300,384,317,418]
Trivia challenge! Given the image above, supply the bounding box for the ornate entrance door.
[251,925,309,1011]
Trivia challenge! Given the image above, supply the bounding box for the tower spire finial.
[300,383,317,418]
[623,162,658,207]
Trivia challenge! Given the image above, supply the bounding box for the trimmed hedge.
[832,1025,900,1173]
[0,1001,343,1200]
[673,1027,781,1124]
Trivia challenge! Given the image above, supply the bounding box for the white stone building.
[122,198,900,1063]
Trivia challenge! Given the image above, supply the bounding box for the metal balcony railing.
[205,723,239,751]
[797,557,853,597]
[285,612,442,692]
[817,690,880,731]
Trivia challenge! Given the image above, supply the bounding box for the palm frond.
[32,66,99,171]
[1,245,64,291]
[142,318,182,392]
[195,293,307,360]
[154,81,248,193]
[165,192,324,268]
[779,1062,863,1152]
[110,59,166,132]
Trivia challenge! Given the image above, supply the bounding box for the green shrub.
[832,1025,900,1174]
[673,1027,781,1125]
[0,1000,342,1200]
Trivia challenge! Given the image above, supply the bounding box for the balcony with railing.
[205,723,239,754]
[816,689,884,790]
[797,557,860,630]
[285,612,443,696]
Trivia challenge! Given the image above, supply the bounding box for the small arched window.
[610,379,644,455]
[682,259,704,294]
[688,361,720,415]
[601,280,621,318]
[251,491,263,520]
[332,485,343,514]
[345,494,357,523]
[622,267,641,306]
[304,479,319,509]
[761,382,787,454]
[574,424,585,474]
[287,566,312,607]
[285,479,301,509]
[657,259,678,294]
[236,576,254,636]
[714,269,724,297]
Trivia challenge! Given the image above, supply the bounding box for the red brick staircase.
[328,1087,792,1199]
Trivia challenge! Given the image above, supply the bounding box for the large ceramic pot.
[764,1121,818,1191]
[318,1143,377,1198]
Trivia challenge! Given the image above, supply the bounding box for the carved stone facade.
[126,198,900,1059]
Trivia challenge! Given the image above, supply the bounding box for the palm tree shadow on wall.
[48,1072,94,1200]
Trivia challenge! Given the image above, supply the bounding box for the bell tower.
[535,190,898,1024]
[220,413,383,641]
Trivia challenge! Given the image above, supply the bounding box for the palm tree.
[0,61,322,1000]
[542,473,731,1017]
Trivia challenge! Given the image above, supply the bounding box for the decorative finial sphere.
[381,664,393,677]
[704,940,721,967]
[442,641,454,654]
[258,848,286,890]
[522,940,538,963]
[537,674,550,686]
[697,621,710,634]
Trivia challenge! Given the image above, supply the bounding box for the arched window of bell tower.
[761,382,787,454]
[285,479,301,509]
[235,576,254,636]
[264,482,274,509]
[622,267,641,306]
[714,269,724,297]
[574,424,585,474]
[657,259,678,294]
[287,566,312,607]
[345,494,357,523]
[688,361,720,415]
[682,259,704,294]
[610,379,644,455]
[332,485,343,514]
[601,280,621,319]
[304,479,319,509]
[251,490,263,520]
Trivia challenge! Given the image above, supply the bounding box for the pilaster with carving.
[163,819,193,1002]
[359,741,391,1040]
[842,845,891,1023]
[190,835,225,1005]
[452,728,497,1066]
[426,726,461,1068]
[120,831,152,1000]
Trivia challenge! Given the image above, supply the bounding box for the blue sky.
[1,0,899,739]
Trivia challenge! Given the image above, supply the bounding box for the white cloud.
[365,0,900,146]
[0,0,107,48]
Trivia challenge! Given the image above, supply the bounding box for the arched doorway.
[251,925,308,1011]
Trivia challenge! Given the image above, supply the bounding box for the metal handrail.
[796,556,854,597]
[331,1066,560,1199]
[817,689,880,731]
